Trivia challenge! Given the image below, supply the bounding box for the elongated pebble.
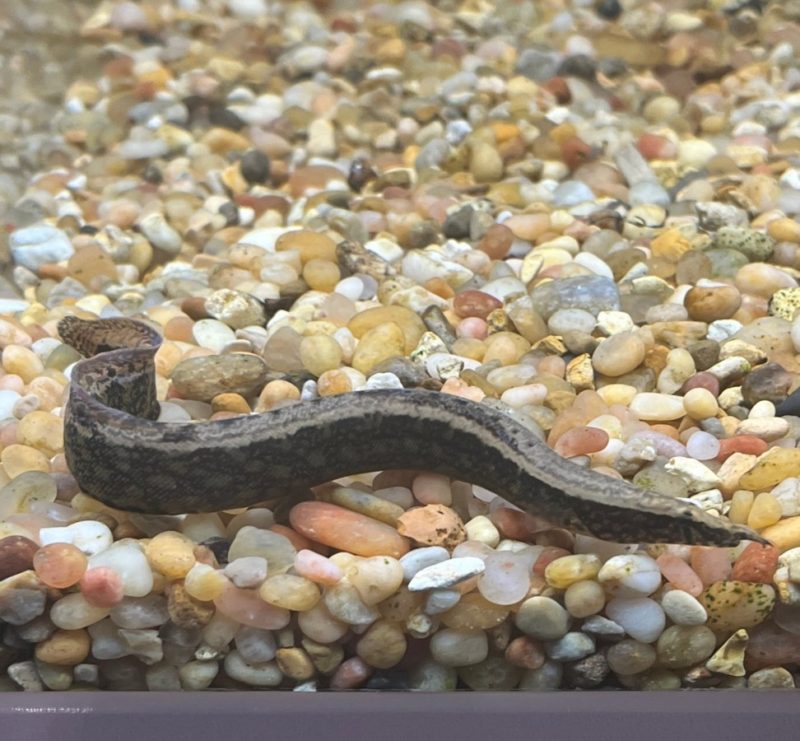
[39,521,113,556]
[290,501,409,558]
[399,546,450,581]
[408,557,485,591]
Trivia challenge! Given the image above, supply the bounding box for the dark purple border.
[0,691,797,741]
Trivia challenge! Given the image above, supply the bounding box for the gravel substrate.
[3,0,800,692]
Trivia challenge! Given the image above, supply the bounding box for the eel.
[57,315,767,546]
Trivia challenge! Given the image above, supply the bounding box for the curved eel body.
[58,316,766,546]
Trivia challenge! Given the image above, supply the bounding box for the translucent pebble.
[544,554,602,589]
[429,628,488,667]
[223,651,282,687]
[184,563,227,602]
[258,574,321,611]
[110,595,170,629]
[179,661,219,690]
[323,578,380,625]
[690,546,731,586]
[50,593,111,630]
[686,431,721,461]
[1,444,50,478]
[39,520,113,556]
[0,471,57,519]
[89,542,154,597]
[747,492,783,530]
[412,472,452,505]
[33,543,87,588]
[180,513,226,543]
[399,546,450,581]
[199,613,240,655]
[297,601,349,644]
[605,597,666,643]
[656,553,703,597]
[293,549,343,586]
[87,618,128,660]
[425,588,461,615]
[228,525,296,573]
[213,581,290,629]
[477,550,535,606]
[347,556,404,605]
[79,567,124,608]
[235,626,277,664]
[225,508,275,538]
[564,580,606,618]
[223,556,268,588]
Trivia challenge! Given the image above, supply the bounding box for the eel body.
[58,316,766,546]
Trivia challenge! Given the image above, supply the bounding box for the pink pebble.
[456,317,488,340]
[0,375,24,392]
[690,546,732,587]
[80,566,124,608]
[294,549,343,586]
[553,426,609,457]
[329,657,373,690]
[0,420,18,447]
[214,581,291,629]
[656,553,703,597]
[412,472,452,505]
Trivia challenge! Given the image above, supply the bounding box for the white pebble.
[223,651,282,686]
[605,597,666,643]
[224,557,268,588]
[664,457,722,493]
[39,521,113,556]
[597,554,662,597]
[408,556,486,591]
[464,515,500,547]
[686,431,721,461]
[429,629,488,667]
[0,390,21,420]
[192,319,236,352]
[424,589,462,615]
[661,589,708,626]
[50,593,111,630]
[89,542,154,597]
[399,546,450,581]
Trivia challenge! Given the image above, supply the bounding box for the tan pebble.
[397,504,466,548]
[2,346,44,384]
[347,306,426,353]
[483,332,530,366]
[470,142,504,183]
[717,454,757,497]
[739,448,800,491]
[728,490,755,525]
[259,574,321,611]
[683,388,719,420]
[34,629,90,666]
[276,647,316,681]
[735,263,797,299]
[256,380,300,412]
[15,411,63,457]
[351,322,405,375]
[275,230,337,263]
[329,488,405,526]
[592,332,646,377]
[1,444,50,478]
[650,229,692,262]
[317,369,353,396]
[768,218,800,244]
[299,334,343,377]
[760,516,800,552]
[440,592,509,630]
[303,259,341,292]
[144,531,197,579]
[628,392,685,421]
[684,285,741,322]
[356,620,407,669]
[747,492,784,530]
[211,393,251,415]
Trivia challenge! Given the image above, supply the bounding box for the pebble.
[597,554,661,597]
[0,535,39,580]
[701,581,775,632]
[290,502,409,558]
[515,597,569,641]
[170,354,268,402]
[605,597,666,643]
[661,590,708,626]
[9,225,75,271]
[39,521,113,556]
[429,629,488,667]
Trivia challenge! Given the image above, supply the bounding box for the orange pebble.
[656,553,703,597]
[716,435,769,462]
[730,543,779,584]
[690,546,732,587]
[33,543,87,589]
[650,424,681,440]
[553,426,609,457]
